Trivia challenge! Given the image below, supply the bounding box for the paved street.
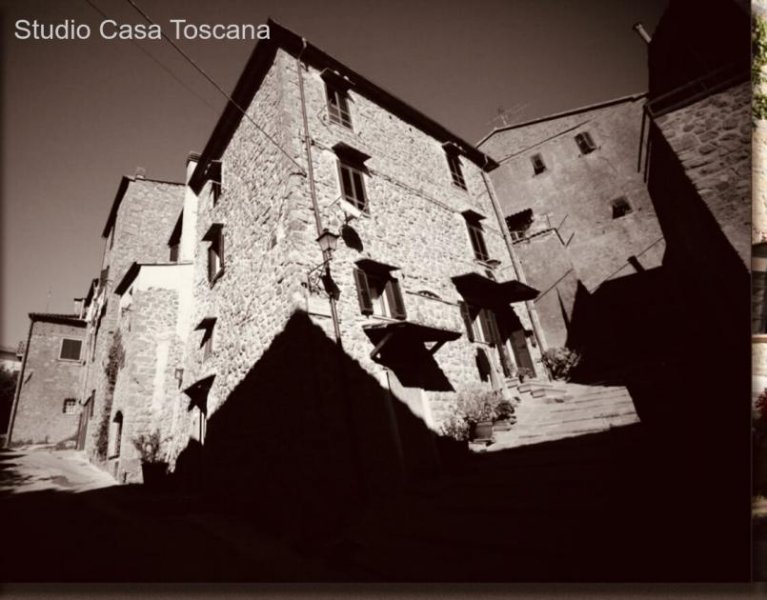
[0,447,340,582]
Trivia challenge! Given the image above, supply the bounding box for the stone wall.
[652,82,751,267]
[170,46,541,529]
[109,287,181,483]
[10,320,84,446]
[480,98,665,353]
[81,179,184,462]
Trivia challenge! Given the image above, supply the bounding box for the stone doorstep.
[515,411,640,429]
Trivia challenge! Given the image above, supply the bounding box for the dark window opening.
[338,161,368,213]
[202,327,214,361]
[111,412,123,458]
[60,338,82,361]
[63,399,77,414]
[446,151,467,190]
[465,216,490,262]
[354,265,406,320]
[531,154,546,175]
[205,225,224,284]
[168,214,182,262]
[612,197,633,219]
[326,83,353,129]
[575,131,596,154]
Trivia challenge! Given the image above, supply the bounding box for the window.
[202,327,214,361]
[506,209,533,241]
[59,338,82,361]
[446,151,467,190]
[63,399,77,414]
[110,412,123,458]
[575,131,596,154]
[325,83,352,129]
[465,216,490,262]
[531,154,546,175]
[207,160,222,205]
[338,161,368,213]
[612,197,633,219]
[354,266,406,320]
[460,302,500,345]
[204,224,224,284]
[168,214,182,263]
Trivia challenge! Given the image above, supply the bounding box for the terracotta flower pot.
[471,420,494,442]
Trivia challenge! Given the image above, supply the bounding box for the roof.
[28,313,86,327]
[114,261,192,295]
[477,92,647,147]
[190,19,498,191]
[101,176,184,238]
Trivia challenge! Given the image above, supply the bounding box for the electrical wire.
[122,0,306,174]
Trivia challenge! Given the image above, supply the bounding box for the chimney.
[73,298,83,317]
[633,22,652,44]
[135,166,146,179]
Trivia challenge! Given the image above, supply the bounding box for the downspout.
[481,165,548,360]
[5,320,34,447]
[295,41,367,504]
[296,39,342,346]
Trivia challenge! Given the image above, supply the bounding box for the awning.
[363,321,461,360]
[452,272,539,306]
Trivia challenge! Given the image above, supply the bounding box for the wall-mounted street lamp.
[316,228,340,255]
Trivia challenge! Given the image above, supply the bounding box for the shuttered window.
[338,161,368,212]
[353,267,406,320]
[446,151,467,190]
[326,83,353,129]
[575,131,596,154]
[465,218,490,262]
[460,303,501,346]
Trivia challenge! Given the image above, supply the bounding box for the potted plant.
[456,388,500,442]
[132,430,168,488]
[493,399,516,432]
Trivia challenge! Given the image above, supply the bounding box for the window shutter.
[483,309,501,345]
[207,246,215,282]
[386,278,407,320]
[460,301,475,342]
[218,231,225,269]
[353,268,374,315]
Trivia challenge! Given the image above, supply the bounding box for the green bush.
[541,347,581,381]
[440,386,511,441]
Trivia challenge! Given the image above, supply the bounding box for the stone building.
[478,95,672,374]
[158,21,546,529]
[0,344,23,374]
[6,313,85,447]
[74,175,185,475]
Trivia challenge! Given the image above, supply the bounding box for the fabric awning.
[362,321,461,360]
[452,272,539,306]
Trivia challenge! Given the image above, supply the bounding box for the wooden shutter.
[459,301,475,342]
[207,246,216,282]
[386,278,407,320]
[482,309,501,345]
[218,230,225,270]
[353,268,374,315]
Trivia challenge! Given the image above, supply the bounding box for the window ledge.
[452,182,468,192]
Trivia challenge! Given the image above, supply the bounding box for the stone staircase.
[486,379,640,450]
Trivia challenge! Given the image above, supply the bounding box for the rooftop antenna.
[45,287,52,312]
[487,102,530,129]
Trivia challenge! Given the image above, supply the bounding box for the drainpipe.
[481,167,548,360]
[5,320,34,447]
[296,41,367,505]
[296,39,343,347]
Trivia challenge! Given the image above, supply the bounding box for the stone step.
[515,403,637,424]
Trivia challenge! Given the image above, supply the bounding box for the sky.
[0,0,668,349]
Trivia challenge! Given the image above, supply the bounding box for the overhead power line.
[122,0,306,173]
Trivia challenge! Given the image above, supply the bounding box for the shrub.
[132,430,165,463]
[541,347,581,381]
[440,386,510,441]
